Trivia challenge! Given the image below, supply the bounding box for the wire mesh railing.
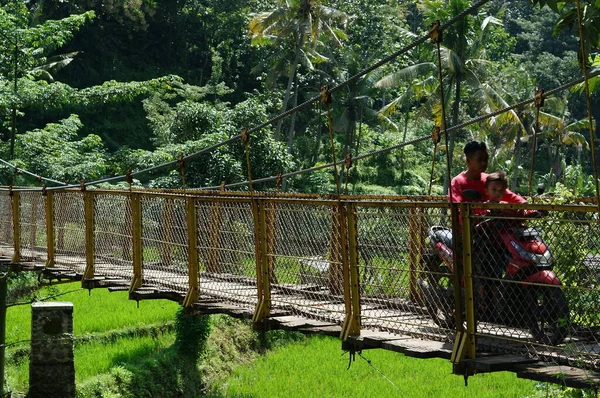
[465,203,600,369]
[265,198,347,324]
[195,197,257,311]
[93,192,134,281]
[2,188,599,372]
[53,191,86,270]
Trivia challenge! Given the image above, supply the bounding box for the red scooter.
[418,194,569,345]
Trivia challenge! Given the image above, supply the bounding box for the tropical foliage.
[0,0,597,196]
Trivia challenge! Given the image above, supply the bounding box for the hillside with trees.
[1,0,598,194]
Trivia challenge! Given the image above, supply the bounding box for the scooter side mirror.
[462,189,482,201]
[537,183,545,195]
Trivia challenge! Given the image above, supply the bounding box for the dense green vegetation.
[0,0,597,195]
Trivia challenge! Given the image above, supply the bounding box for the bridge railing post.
[129,192,143,292]
[252,198,271,325]
[451,203,477,370]
[341,202,360,339]
[183,197,199,307]
[83,191,95,281]
[10,191,20,263]
[461,203,476,359]
[44,190,55,268]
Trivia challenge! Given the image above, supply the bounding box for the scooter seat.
[514,227,541,239]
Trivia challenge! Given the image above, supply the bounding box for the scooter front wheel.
[418,277,456,329]
[528,286,569,346]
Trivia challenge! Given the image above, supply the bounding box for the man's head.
[464,140,488,175]
[485,171,508,202]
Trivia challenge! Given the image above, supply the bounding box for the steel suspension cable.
[6,68,597,195]
[0,158,67,186]
[7,0,491,193]
[201,71,600,192]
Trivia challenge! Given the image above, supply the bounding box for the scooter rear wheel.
[528,286,569,346]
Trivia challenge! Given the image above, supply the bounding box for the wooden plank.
[298,325,342,336]
[382,338,453,359]
[515,364,600,389]
[346,331,411,349]
[463,355,538,373]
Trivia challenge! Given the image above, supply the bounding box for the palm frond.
[374,63,437,88]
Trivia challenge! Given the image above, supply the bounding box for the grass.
[6,281,180,395]
[221,336,539,398]
[6,282,179,345]
[7,331,176,391]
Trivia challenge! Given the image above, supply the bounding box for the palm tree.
[248,0,348,151]
[534,97,593,178]
[375,1,503,189]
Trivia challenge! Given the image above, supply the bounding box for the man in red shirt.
[450,141,526,204]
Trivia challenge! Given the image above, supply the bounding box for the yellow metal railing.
[1,188,598,371]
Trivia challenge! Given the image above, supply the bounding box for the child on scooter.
[485,171,542,217]
[485,171,508,203]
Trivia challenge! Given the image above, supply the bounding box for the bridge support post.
[83,191,95,281]
[341,202,360,339]
[451,203,477,371]
[11,191,20,263]
[44,191,55,268]
[252,199,271,325]
[129,193,143,292]
[183,197,199,307]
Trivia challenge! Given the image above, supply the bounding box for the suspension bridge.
[2,190,600,389]
[2,0,600,391]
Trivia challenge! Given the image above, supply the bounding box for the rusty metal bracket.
[275,172,283,191]
[177,154,186,188]
[429,20,443,44]
[432,125,441,145]
[344,153,353,170]
[240,126,250,146]
[534,88,545,108]
[320,85,332,106]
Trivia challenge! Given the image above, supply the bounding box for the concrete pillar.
[28,302,75,398]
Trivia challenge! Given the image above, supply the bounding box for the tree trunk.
[443,76,461,195]
[285,77,300,154]
[512,132,523,191]
[400,111,409,179]
[275,32,304,141]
